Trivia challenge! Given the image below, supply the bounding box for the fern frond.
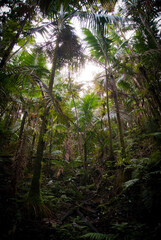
[81,232,116,240]
[123,178,139,190]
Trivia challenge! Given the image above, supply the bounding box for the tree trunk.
[105,56,114,159]
[19,111,28,139]
[12,110,28,193]
[27,132,36,171]
[83,135,88,184]
[84,138,87,172]
[47,130,53,178]
[68,68,83,161]
[110,74,126,158]
[104,40,125,158]
[28,34,59,204]
[28,106,49,203]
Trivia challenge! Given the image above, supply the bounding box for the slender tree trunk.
[110,73,126,158]
[68,68,83,161]
[84,138,87,171]
[103,38,125,158]
[105,55,114,159]
[83,135,88,184]
[105,44,126,158]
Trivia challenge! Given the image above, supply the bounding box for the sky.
[70,18,102,91]
[69,0,124,90]
[74,62,102,91]
[35,16,103,91]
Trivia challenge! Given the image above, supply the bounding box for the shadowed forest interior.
[0,0,161,239]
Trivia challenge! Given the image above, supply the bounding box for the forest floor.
[0,155,111,240]
[1,144,161,240]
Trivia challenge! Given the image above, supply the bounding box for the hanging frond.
[79,11,123,34]
[82,27,113,66]
[82,28,104,61]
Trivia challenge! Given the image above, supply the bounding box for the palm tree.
[83,25,126,159]
[77,92,100,177]
[28,3,85,209]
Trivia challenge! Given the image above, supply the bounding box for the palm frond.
[79,11,123,34]
[82,28,104,61]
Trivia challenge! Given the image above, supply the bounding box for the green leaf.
[81,232,116,240]
[123,178,139,189]
[52,124,67,131]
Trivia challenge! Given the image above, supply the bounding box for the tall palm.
[77,92,100,176]
[83,26,126,159]
[84,29,114,158]
[28,3,85,208]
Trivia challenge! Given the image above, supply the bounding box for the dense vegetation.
[0,0,161,239]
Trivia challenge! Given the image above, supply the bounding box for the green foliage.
[82,28,112,63]
[82,28,105,62]
[52,123,67,132]
[123,178,139,190]
[1,0,161,239]
[56,219,87,240]
[77,92,100,127]
[82,232,116,240]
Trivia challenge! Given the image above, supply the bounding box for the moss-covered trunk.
[12,110,28,193]
[28,36,59,205]
[28,106,49,203]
